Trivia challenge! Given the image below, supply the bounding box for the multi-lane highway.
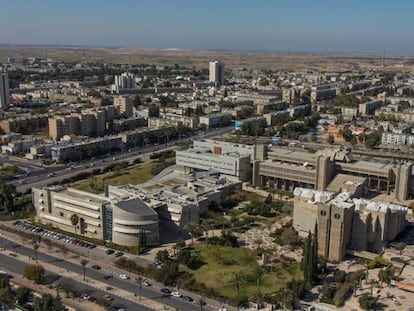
[2,125,233,193]
[0,235,215,311]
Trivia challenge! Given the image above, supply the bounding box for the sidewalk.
[5,269,102,311]
[1,229,239,311]
[0,231,166,311]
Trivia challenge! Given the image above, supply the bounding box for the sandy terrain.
[1,45,414,71]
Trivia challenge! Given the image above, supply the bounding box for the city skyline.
[1,0,414,55]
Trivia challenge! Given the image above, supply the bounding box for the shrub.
[23,264,44,284]
[358,294,378,310]
[368,256,389,269]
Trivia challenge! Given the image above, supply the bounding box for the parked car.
[182,295,193,302]
[105,249,115,255]
[115,251,123,257]
[160,288,171,294]
[91,265,101,270]
[143,281,151,287]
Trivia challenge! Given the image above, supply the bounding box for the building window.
[320,210,326,216]
[334,213,341,219]
[59,212,64,217]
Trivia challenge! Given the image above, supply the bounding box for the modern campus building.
[32,186,160,246]
[0,72,11,109]
[209,61,225,85]
[175,139,262,181]
[32,172,242,246]
[253,146,414,201]
[107,173,242,228]
[293,187,408,261]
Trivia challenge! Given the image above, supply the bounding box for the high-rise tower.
[209,61,225,85]
[0,72,11,109]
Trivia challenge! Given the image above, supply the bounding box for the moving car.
[119,274,129,280]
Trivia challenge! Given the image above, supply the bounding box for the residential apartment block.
[209,61,225,85]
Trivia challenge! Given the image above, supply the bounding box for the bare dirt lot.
[1,45,414,71]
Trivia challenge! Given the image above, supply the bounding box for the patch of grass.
[0,165,24,177]
[180,243,302,300]
[72,157,175,193]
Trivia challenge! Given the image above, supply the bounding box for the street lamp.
[137,276,142,301]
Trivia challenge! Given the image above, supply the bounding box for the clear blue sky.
[1,0,414,54]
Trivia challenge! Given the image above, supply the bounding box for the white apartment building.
[209,61,225,85]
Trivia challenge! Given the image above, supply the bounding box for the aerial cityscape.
[1,1,414,311]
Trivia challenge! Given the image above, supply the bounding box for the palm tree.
[185,223,198,245]
[70,214,79,235]
[395,242,406,255]
[80,259,89,281]
[231,273,244,297]
[33,244,39,263]
[253,266,264,293]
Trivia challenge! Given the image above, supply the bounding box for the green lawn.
[72,157,175,193]
[0,165,24,176]
[181,244,302,300]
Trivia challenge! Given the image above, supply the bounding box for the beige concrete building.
[293,187,408,261]
[311,85,337,102]
[359,100,383,115]
[176,140,258,181]
[254,147,414,201]
[32,186,160,246]
[113,96,133,118]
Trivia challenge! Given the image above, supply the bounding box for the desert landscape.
[1,45,414,72]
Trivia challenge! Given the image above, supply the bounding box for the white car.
[119,274,129,280]
[171,291,182,298]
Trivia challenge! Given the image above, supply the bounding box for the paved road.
[0,236,215,311]
[0,250,153,311]
[5,125,233,193]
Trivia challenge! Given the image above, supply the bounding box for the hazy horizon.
[1,0,414,55]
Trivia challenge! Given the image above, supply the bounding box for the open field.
[180,243,302,301]
[1,45,414,71]
[72,157,175,193]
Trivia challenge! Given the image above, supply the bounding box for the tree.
[33,294,65,311]
[303,229,318,288]
[70,214,79,235]
[327,134,335,144]
[155,249,170,264]
[312,223,319,281]
[365,131,382,149]
[395,242,406,255]
[186,223,202,245]
[358,294,378,310]
[80,259,89,281]
[16,286,31,305]
[23,264,44,284]
[0,181,16,213]
[231,273,244,297]
[253,266,264,293]
[0,287,13,304]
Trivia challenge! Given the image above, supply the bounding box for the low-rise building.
[359,100,383,115]
[32,186,160,246]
